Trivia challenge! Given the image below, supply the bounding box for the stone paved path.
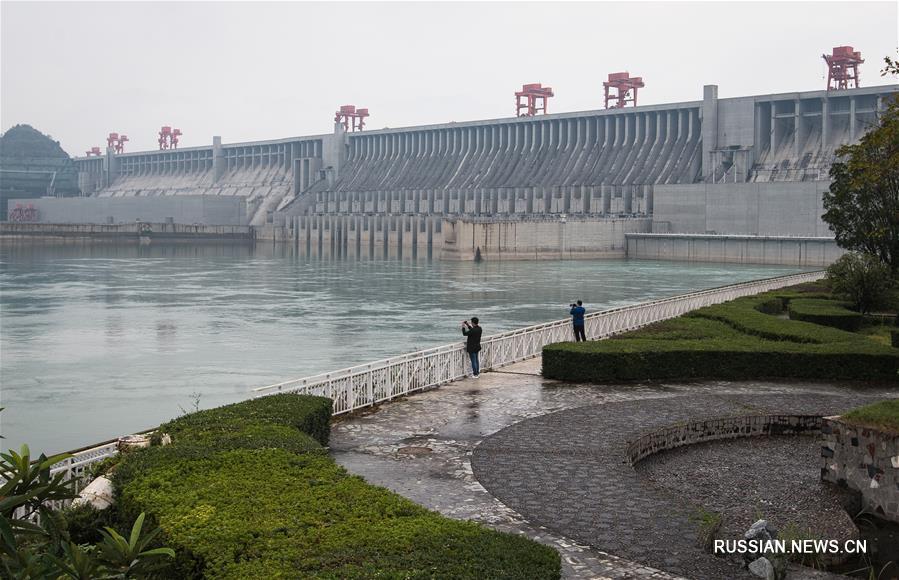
[329,358,897,579]
[472,393,881,579]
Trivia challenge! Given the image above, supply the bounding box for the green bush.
[543,287,899,383]
[113,394,561,579]
[689,294,856,344]
[826,252,894,314]
[892,330,899,348]
[62,504,122,545]
[120,449,560,580]
[160,393,333,447]
[787,298,864,332]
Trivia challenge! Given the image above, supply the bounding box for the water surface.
[0,243,810,453]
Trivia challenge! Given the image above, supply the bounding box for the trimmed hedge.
[543,287,899,383]
[160,393,333,447]
[120,449,560,579]
[113,394,561,579]
[787,298,864,332]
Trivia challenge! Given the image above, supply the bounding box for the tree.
[822,78,899,273]
[826,252,893,314]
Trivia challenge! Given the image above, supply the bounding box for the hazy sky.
[2,1,897,156]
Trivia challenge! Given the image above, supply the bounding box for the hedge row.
[158,393,333,447]
[113,394,561,579]
[543,288,899,383]
[787,298,864,332]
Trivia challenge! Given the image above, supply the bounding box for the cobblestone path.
[329,358,896,579]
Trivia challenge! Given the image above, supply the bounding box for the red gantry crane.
[603,72,644,109]
[334,105,369,132]
[106,132,129,153]
[823,46,864,90]
[85,146,102,156]
[515,83,554,117]
[158,126,183,149]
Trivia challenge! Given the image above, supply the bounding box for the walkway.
[329,358,896,579]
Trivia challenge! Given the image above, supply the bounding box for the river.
[0,243,811,454]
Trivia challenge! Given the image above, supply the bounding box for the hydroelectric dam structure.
[13,82,898,265]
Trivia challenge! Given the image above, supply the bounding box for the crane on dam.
[158,126,183,149]
[334,105,369,132]
[603,72,644,109]
[107,132,128,154]
[823,46,864,90]
[515,83,554,117]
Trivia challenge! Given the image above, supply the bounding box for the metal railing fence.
[251,270,826,413]
[30,270,824,485]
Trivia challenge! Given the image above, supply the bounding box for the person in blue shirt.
[570,300,586,342]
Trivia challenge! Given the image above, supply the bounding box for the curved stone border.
[626,414,823,465]
[471,394,881,580]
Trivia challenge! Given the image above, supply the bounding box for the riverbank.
[0,222,254,243]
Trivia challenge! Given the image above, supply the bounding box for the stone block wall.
[820,417,899,523]
[626,414,822,465]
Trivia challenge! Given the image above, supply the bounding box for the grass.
[690,507,722,552]
[840,399,899,433]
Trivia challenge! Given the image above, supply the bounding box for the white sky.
[2,1,897,155]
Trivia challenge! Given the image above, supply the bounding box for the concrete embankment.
[0,222,254,244]
[626,233,843,266]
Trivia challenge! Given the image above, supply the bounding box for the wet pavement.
[329,358,898,579]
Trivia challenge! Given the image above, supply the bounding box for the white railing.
[38,270,822,483]
[252,270,826,413]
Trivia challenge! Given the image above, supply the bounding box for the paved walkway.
[329,358,897,579]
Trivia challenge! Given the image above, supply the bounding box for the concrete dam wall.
[76,137,325,226]
[56,82,898,262]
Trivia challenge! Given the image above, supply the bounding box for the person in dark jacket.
[570,300,586,342]
[462,317,482,378]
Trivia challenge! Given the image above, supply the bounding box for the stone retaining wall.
[626,414,823,465]
[820,417,899,523]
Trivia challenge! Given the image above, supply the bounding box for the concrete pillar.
[849,97,857,142]
[821,97,830,147]
[322,122,347,178]
[794,99,801,159]
[770,101,777,153]
[103,146,118,188]
[701,85,718,180]
[213,136,225,183]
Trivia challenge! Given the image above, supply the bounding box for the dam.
[11,82,898,265]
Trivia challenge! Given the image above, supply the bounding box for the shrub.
[826,253,894,314]
[119,449,561,580]
[113,394,562,579]
[543,336,898,382]
[688,294,855,344]
[160,393,332,447]
[892,330,899,348]
[787,298,864,332]
[543,287,899,383]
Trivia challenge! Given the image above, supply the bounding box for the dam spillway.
[18,82,895,263]
[70,84,895,221]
